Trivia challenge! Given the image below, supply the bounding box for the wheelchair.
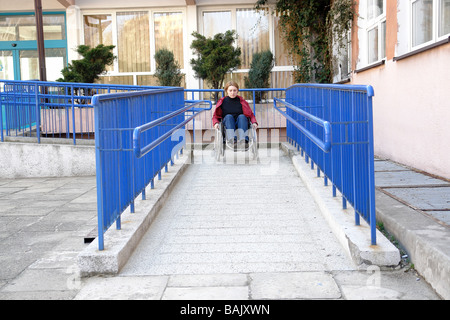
[213,118,258,161]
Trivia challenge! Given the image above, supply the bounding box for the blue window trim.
[0,11,67,54]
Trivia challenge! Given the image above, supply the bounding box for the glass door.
[19,49,39,80]
[0,50,15,80]
[0,12,67,81]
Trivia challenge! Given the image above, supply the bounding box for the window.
[82,10,186,83]
[200,8,289,68]
[19,48,66,81]
[236,8,270,69]
[439,0,450,36]
[274,16,290,66]
[0,51,14,80]
[412,0,434,47]
[199,7,292,89]
[0,14,66,41]
[202,9,273,68]
[368,0,384,19]
[0,13,67,80]
[117,11,150,73]
[411,0,450,49]
[84,15,113,47]
[202,11,231,37]
[154,12,184,68]
[83,15,114,72]
[367,0,386,63]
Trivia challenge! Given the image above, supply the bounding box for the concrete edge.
[280,142,401,270]
[0,141,96,178]
[375,190,450,299]
[77,152,190,277]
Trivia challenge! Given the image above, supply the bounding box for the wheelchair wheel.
[250,125,259,160]
[214,125,223,161]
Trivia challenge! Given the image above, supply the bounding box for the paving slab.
[333,269,440,300]
[74,276,168,300]
[375,170,450,187]
[250,272,341,299]
[0,175,97,299]
[382,186,450,211]
[163,286,249,300]
[374,159,410,171]
[0,145,445,301]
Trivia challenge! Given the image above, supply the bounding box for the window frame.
[410,0,450,51]
[198,5,293,74]
[81,8,187,79]
[366,0,387,65]
[0,11,68,80]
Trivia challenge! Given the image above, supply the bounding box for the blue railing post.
[35,83,41,144]
[366,87,377,245]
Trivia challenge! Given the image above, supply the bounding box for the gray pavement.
[0,145,447,300]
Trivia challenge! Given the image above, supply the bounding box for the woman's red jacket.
[212,95,258,127]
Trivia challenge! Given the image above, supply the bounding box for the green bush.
[190,30,241,99]
[58,44,115,83]
[154,48,183,87]
[244,50,274,103]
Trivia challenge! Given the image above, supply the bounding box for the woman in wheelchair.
[212,81,258,150]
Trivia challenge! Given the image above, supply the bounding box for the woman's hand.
[252,123,258,130]
[214,123,220,130]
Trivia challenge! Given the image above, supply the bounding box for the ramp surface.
[121,148,355,276]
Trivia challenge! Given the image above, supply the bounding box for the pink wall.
[351,44,450,180]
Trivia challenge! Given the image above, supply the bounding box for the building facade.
[349,0,450,180]
[1,0,449,179]
[0,0,294,89]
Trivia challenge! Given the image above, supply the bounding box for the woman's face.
[226,85,239,99]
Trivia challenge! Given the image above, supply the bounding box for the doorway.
[0,12,67,81]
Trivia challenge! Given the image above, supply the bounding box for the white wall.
[0,0,65,11]
[0,141,95,178]
[352,44,450,180]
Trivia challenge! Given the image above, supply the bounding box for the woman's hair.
[224,80,239,93]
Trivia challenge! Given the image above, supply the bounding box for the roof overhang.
[57,0,76,7]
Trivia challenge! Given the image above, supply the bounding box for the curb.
[77,153,190,277]
[375,190,450,299]
[280,142,401,269]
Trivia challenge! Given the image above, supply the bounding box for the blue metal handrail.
[274,97,331,152]
[281,83,377,245]
[133,100,212,159]
[0,80,162,144]
[93,87,212,250]
[184,87,286,113]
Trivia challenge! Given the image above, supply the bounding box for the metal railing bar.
[274,98,331,153]
[133,100,212,159]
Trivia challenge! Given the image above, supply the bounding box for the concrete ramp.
[78,145,400,277]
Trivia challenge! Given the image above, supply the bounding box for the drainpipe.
[34,0,47,81]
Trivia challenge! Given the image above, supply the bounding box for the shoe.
[236,140,249,151]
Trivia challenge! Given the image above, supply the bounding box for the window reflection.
[368,0,384,20]
[154,12,184,68]
[439,0,450,36]
[412,0,433,47]
[237,8,269,69]
[0,14,65,41]
[117,11,150,73]
[202,11,231,38]
[19,48,66,81]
